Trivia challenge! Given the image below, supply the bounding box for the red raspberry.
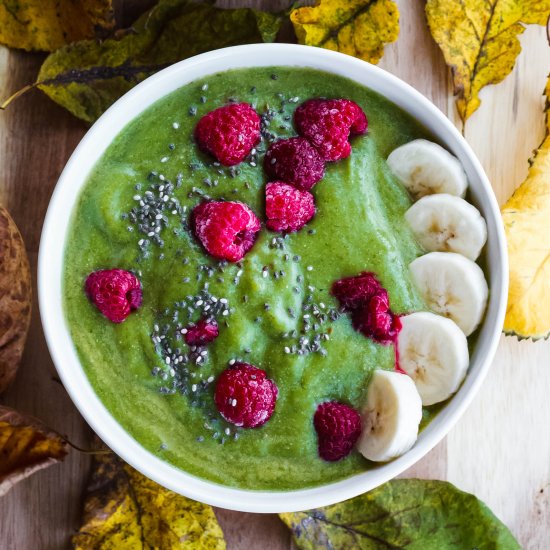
[332,272,401,344]
[194,103,260,166]
[338,99,369,135]
[352,292,402,344]
[85,269,142,323]
[192,201,260,262]
[265,182,315,233]
[264,137,325,190]
[331,272,383,311]
[314,401,362,461]
[214,363,278,428]
[294,98,368,161]
[184,319,218,346]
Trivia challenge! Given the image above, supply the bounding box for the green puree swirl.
[64,67,433,490]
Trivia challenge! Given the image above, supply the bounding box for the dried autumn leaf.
[0,206,31,394]
[72,450,226,549]
[0,0,114,52]
[280,479,520,549]
[4,0,280,123]
[502,75,550,339]
[0,406,69,497]
[290,0,399,64]
[426,0,550,123]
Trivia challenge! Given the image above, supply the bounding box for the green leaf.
[280,479,521,549]
[33,0,281,122]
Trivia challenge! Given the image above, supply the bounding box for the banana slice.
[397,312,469,406]
[356,369,422,462]
[405,194,487,261]
[409,252,488,336]
[387,139,468,199]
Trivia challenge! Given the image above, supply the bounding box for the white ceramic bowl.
[39,44,507,513]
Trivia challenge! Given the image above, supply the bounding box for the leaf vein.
[318,0,378,47]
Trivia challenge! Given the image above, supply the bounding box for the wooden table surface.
[1,1,549,548]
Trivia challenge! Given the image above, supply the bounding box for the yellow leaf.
[0,406,69,497]
[426,0,550,123]
[0,0,114,52]
[72,450,226,549]
[290,0,399,65]
[502,75,550,339]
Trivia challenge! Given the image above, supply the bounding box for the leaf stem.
[0,83,38,111]
[63,437,112,455]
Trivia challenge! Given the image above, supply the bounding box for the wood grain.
[0,1,549,549]
[446,24,550,550]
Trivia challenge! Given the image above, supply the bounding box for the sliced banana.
[356,369,422,462]
[409,252,488,336]
[387,139,468,199]
[405,194,487,261]
[397,312,469,406]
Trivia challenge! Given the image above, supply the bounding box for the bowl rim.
[38,43,508,513]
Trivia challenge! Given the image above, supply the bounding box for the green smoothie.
[64,67,433,490]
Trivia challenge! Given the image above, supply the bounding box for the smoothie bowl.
[39,44,507,512]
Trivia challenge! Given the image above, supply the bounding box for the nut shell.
[0,207,31,394]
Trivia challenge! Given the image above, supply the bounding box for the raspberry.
[338,99,369,135]
[194,103,260,166]
[265,182,315,233]
[264,137,325,190]
[331,272,383,311]
[314,401,362,461]
[332,272,401,344]
[184,319,218,346]
[85,269,142,323]
[214,363,278,428]
[192,201,260,262]
[294,98,368,161]
[352,292,402,344]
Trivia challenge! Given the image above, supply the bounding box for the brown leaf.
[0,206,31,394]
[0,0,114,52]
[73,450,226,549]
[0,406,69,497]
